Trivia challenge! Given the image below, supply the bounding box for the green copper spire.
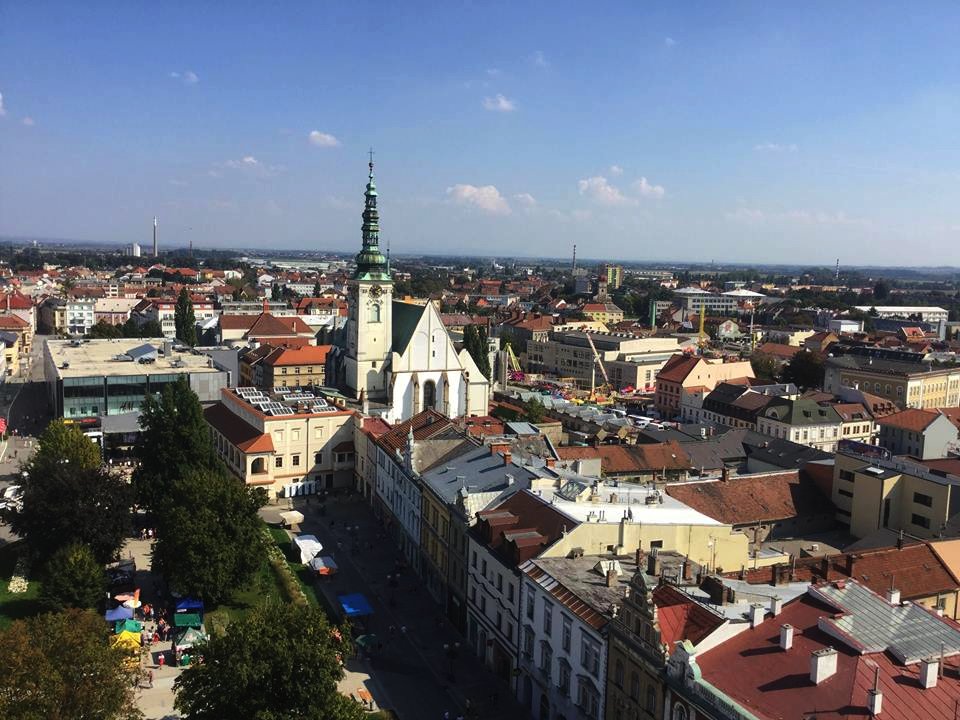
[354,150,390,281]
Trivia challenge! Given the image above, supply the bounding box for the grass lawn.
[268,526,320,608]
[0,541,43,629]
[205,524,321,634]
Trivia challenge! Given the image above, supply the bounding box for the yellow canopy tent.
[111,629,141,653]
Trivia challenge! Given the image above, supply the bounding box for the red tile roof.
[755,341,802,361]
[2,291,33,310]
[376,409,455,454]
[656,354,701,384]
[665,470,831,525]
[652,584,724,647]
[203,403,275,453]
[262,345,331,367]
[697,590,960,720]
[876,408,940,432]
[0,315,29,330]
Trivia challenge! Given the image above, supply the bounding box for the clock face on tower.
[369,284,383,298]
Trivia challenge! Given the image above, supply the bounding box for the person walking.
[147,669,154,689]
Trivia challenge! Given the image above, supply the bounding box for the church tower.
[344,154,393,401]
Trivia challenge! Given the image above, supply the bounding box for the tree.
[0,609,141,720]
[151,466,266,604]
[463,324,492,381]
[174,286,197,346]
[6,422,130,564]
[271,284,282,302]
[782,350,826,390]
[133,377,215,513]
[40,543,106,612]
[313,280,322,297]
[88,321,123,339]
[174,603,363,720]
[525,397,546,424]
[750,352,780,383]
[873,280,890,300]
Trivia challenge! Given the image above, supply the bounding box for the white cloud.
[169,70,199,85]
[725,207,867,227]
[0,92,5,116]
[482,94,516,112]
[609,165,624,176]
[633,176,665,199]
[513,192,537,208]
[665,37,676,47]
[225,156,259,169]
[578,177,631,206]
[446,184,512,215]
[21,116,34,127]
[532,50,549,67]
[754,142,798,152]
[486,68,501,77]
[578,176,636,206]
[308,130,341,147]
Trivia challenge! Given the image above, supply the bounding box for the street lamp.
[443,641,460,682]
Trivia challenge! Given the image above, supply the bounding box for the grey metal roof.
[125,343,159,360]
[811,580,960,665]
[419,442,540,504]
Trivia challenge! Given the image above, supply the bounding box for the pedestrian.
[147,669,154,689]
[157,651,165,669]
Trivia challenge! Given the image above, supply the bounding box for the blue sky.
[2,2,960,265]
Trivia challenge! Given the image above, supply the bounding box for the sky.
[2,2,960,266]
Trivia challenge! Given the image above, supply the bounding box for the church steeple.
[354,151,390,281]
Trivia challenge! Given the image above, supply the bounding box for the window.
[526,592,535,620]
[496,574,503,592]
[523,626,534,657]
[540,642,552,681]
[914,492,933,507]
[508,583,515,602]
[912,513,931,529]
[839,470,854,481]
[496,611,502,630]
[292,454,300,467]
[480,596,486,613]
[838,489,853,498]
[481,559,487,577]
[291,428,300,441]
[578,677,600,719]
[630,671,640,699]
[542,600,553,636]
[275,456,283,468]
[646,686,656,713]
[471,551,477,568]
[558,660,571,696]
[613,659,624,688]
[314,452,323,465]
[581,638,600,676]
[369,302,381,323]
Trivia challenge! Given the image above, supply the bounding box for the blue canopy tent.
[175,597,204,614]
[337,593,374,618]
[105,605,134,622]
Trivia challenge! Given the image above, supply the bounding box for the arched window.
[369,302,381,323]
[613,658,624,687]
[251,457,266,475]
[672,703,688,720]
[630,672,640,699]
[423,380,436,411]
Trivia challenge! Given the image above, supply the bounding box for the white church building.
[334,160,490,424]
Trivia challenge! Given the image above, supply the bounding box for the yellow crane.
[585,332,612,401]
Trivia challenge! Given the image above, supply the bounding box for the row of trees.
[751,348,826,389]
[462,323,492,379]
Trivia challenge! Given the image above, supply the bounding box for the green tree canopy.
[463,324,492,380]
[525,397,546,423]
[133,377,215,513]
[782,349,826,390]
[174,286,197,346]
[174,603,363,720]
[0,609,141,720]
[151,466,266,604]
[40,543,106,612]
[750,352,780,383]
[23,420,101,480]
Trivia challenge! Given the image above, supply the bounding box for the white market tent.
[291,534,323,564]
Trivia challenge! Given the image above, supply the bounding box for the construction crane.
[697,303,708,351]
[585,332,612,401]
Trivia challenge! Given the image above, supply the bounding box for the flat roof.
[46,338,224,379]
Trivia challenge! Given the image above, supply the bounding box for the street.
[264,494,525,720]
[0,335,50,547]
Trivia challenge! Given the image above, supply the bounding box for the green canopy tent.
[174,626,208,652]
[173,612,203,628]
[114,619,143,634]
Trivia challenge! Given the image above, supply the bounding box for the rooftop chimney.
[606,569,618,588]
[810,647,838,685]
[546,457,556,468]
[749,603,765,628]
[920,657,939,689]
[770,596,783,617]
[721,466,730,482]
[886,587,901,605]
[780,624,794,651]
[647,549,661,577]
[503,451,512,466]
[868,665,883,716]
